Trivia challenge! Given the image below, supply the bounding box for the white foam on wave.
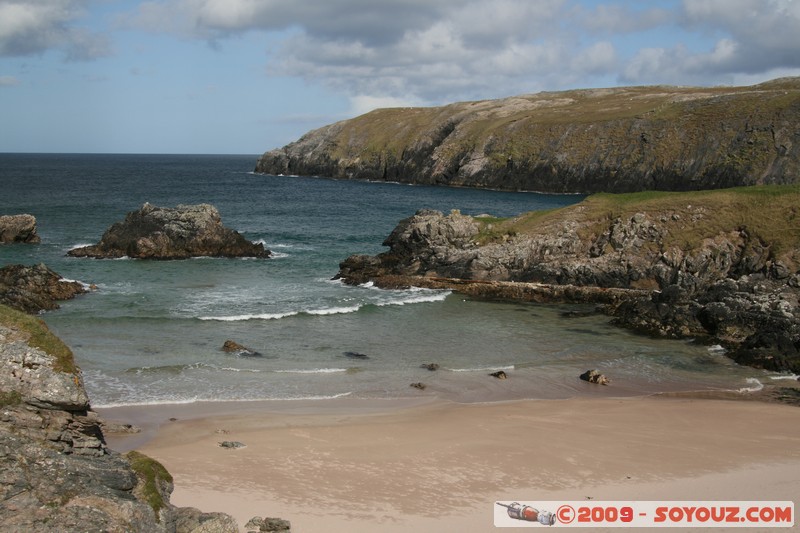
[769,374,800,381]
[199,311,299,321]
[198,288,448,321]
[92,391,353,409]
[67,243,93,251]
[737,377,764,393]
[274,368,348,374]
[59,278,94,290]
[377,291,451,306]
[450,365,515,373]
[307,306,361,316]
[707,344,728,355]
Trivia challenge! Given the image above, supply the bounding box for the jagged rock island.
[68,203,269,260]
[336,185,800,374]
[256,78,800,193]
[0,303,240,531]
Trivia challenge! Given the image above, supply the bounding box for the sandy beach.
[100,396,800,532]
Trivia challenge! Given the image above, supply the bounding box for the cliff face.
[257,78,800,193]
[0,304,238,532]
[336,186,800,374]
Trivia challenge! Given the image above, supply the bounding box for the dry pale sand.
[103,396,800,532]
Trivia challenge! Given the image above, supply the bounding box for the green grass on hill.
[473,185,800,259]
[0,304,78,375]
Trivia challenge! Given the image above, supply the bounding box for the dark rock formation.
[256,78,800,194]
[221,339,261,357]
[410,382,427,390]
[0,214,40,243]
[343,351,370,359]
[580,370,611,385]
[0,263,88,314]
[68,203,269,259]
[335,187,800,374]
[0,303,241,531]
[218,441,246,449]
[420,363,440,371]
[489,371,508,379]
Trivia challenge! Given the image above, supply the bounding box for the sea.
[0,153,784,408]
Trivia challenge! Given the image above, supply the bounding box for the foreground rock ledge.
[0,303,244,532]
[68,203,269,259]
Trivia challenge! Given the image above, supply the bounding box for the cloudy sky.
[1,0,799,154]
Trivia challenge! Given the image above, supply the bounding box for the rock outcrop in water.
[0,214,40,244]
[0,263,87,314]
[256,78,800,194]
[0,303,241,532]
[68,203,269,259]
[336,186,800,374]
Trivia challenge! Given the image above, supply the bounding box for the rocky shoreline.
[0,303,244,531]
[336,188,800,375]
[0,203,290,531]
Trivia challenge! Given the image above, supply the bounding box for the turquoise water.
[0,154,773,406]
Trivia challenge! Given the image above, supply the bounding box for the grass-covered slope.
[482,184,800,266]
[257,78,800,193]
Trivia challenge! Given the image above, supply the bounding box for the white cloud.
[124,0,800,105]
[0,74,20,86]
[0,0,110,59]
[577,4,673,34]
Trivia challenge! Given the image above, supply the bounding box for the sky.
[1,0,799,154]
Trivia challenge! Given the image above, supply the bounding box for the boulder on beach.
[580,369,610,385]
[0,214,40,244]
[67,203,269,259]
[420,363,440,371]
[490,371,508,379]
[245,516,292,533]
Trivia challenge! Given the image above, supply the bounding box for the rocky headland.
[68,203,269,260]
[0,214,40,244]
[256,78,800,193]
[336,185,800,374]
[0,303,242,532]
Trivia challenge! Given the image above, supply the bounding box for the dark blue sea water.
[0,154,772,406]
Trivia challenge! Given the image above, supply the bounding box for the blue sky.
[1,0,799,154]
